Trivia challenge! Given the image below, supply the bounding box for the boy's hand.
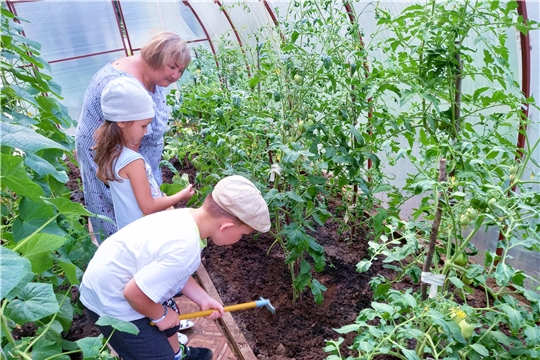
[181,277,224,319]
[155,306,180,331]
[199,297,224,320]
[178,184,195,201]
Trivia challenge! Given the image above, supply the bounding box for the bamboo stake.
[421,158,447,300]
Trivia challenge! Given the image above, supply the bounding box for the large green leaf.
[31,339,70,360]
[25,153,68,183]
[57,259,80,286]
[5,271,34,302]
[96,315,140,335]
[13,216,66,243]
[0,247,33,299]
[26,251,54,274]
[42,197,94,217]
[0,154,44,201]
[18,196,54,220]
[0,122,67,153]
[17,233,67,258]
[54,292,74,332]
[76,335,104,359]
[12,197,65,242]
[498,303,523,333]
[5,282,59,323]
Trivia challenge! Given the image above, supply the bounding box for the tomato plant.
[327,0,540,359]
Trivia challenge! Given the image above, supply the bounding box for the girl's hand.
[178,184,195,201]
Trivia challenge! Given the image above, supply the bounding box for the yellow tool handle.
[177,301,258,320]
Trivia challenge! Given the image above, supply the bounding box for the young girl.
[92,77,194,231]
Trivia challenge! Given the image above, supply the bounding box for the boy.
[80,175,271,360]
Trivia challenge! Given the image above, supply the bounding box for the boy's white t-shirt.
[79,208,201,321]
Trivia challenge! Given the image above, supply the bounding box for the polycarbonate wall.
[6,0,539,281]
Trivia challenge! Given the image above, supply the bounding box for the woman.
[75,31,191,243]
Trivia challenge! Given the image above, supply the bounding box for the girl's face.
[150,60,186,87]
[119,118,152,148]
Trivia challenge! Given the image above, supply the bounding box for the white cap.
[101,77,155,122]
[213,175,271,233]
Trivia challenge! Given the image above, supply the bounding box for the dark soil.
[201,219,391,360]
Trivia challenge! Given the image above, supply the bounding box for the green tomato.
[488,198,497,207]
[509,166,518,175]
[465,208,478,220]
[459,215,470,226]
[459,320,475,339]
[462,274,473,285]
[294,74,303,84]
[455,252,468,267]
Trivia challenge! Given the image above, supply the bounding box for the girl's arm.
[124,278,179,331]
[120,159,194,215]
[181,277,224,320]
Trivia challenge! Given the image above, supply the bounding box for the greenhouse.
[1,0,539,359]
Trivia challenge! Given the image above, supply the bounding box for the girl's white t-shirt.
[79,208,202,321]
[109,147,162,230]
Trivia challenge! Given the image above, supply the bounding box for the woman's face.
[150,59,186,87]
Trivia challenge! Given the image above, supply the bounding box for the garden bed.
[201,219,397,360]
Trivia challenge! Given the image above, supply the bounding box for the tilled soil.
[201,223,395,360]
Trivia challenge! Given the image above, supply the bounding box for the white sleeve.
[134,256,191,303]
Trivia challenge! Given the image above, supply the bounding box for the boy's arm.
[181,277,224,319]
[124,278,179,331]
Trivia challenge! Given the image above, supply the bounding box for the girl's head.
[101,77,155,123]
[93,77,155,182]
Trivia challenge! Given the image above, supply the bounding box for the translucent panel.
[13,1,123,62]
[221,1,276,49]
[120,1,204,49]
[51,52,125,129]
[189,2,236,43]
[267,1,293,22]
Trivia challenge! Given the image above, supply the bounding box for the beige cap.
[213,175,271,233]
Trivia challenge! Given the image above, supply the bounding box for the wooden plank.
[196,264,258,360]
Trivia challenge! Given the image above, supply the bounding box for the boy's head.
[101,77,155,122]
[209,175,270,235]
